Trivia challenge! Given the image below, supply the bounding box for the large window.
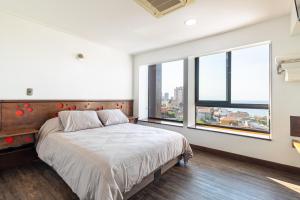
[148,60,184,122]
[195,44,270,133]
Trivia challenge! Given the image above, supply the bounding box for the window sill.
[138,118,184,128]
[188,125,271,141]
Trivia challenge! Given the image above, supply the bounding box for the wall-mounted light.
[76,53,84,60]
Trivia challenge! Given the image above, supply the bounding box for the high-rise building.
[163,92,169,101]
[174,86,183,106]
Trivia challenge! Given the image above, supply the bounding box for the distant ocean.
[198,99,269,116]
[227,108,268,116]
[231,100,269,104]
[230,100,269,116]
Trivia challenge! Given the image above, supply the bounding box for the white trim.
[195,41,271,58]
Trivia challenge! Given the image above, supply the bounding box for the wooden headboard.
[0,100,133,131]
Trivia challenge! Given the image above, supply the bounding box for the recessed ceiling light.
[185,19,197,26]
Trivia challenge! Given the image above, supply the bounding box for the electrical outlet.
[26,88,33,96]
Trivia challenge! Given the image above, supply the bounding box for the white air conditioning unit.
[135,0,192,17]
[291,0,300,35]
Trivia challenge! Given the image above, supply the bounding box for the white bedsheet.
[36,123,193,200]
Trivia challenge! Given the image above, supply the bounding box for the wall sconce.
[76,53,84,60]
[276,56,300,82]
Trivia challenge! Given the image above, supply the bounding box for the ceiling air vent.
[135,0,191,17]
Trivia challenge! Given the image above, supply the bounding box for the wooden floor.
[1,149,300,200]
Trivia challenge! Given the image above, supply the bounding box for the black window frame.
[147,61,185,123]
[195,45,270,133]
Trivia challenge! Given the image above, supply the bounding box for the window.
[195,44,270,133]
[148,60,184,122]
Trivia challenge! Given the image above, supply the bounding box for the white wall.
[138,65,148,119]
[133,16,300,168]
[0,12,132,100]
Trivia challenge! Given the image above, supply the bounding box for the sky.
[161,60,184,98]
[198,52,227,101]
[231,44,269,104]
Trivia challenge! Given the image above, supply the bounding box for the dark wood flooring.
[1,149,300,200]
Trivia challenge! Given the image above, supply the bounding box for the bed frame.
[124,155,182,199]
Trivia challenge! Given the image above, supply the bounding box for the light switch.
[26,88,33,96]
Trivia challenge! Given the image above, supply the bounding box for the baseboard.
[190,144,300,174]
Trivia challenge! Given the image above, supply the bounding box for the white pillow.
[59,111,103,132]
[97,109,129,126]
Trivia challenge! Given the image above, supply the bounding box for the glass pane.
[198,53,227,101]
[161,60,184,121]
[196,106,269,132]
[231,44,269,104]
[148,60,184,122]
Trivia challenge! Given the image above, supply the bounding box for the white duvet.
[36,119,193,200]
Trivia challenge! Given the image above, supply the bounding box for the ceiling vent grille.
[135,0,191,17]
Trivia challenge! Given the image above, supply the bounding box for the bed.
[36,118,193,200]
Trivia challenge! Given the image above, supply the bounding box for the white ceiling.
[0,0,292,54]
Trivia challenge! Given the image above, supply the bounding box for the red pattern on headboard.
[0,100,133,131]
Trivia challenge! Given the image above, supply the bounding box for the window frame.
[147,59,185,123]
[295,0,300,21]
[195,43,271,133]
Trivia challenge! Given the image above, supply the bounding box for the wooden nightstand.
[128,116,138,124]
[0,129,39,169]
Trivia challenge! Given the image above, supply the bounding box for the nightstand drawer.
[0,129,38,151]
[0,134,34,150]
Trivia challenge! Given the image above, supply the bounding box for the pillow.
[59,111,103,132]
[97,109,129,126]
[36,117,64,151]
